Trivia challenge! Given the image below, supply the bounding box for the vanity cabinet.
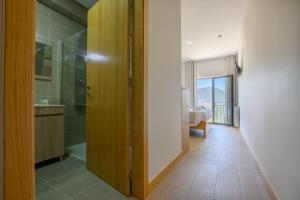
[35,106,64,163]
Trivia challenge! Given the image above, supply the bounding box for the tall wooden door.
[86,0,130,196]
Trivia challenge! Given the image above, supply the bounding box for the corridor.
[147,125,272,200]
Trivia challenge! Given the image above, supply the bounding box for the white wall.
[182,62,193,108]
[148,0,182,181]
[0,0,4,199]
[186,56,237,107]
[239,0,300,199]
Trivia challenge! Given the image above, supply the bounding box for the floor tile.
[36,159,83,182]
[214,169,243,200]
[218,157,238,173]
[73,180,129,200]
[36,175,45,186]
[237,158,259,173]
[47,166,99,197]
[36,183,71,200]
[166,160,199,190]
[66,143,86,162]
[147,185,187,200]
[67,156,86,166]
[147,125,272,200]
[240,170,271,200]
[185,164,218,200]
[36,125,272,200]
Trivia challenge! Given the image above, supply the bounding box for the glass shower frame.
[61,30,87,161]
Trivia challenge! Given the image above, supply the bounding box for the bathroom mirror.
[35,42,53,80]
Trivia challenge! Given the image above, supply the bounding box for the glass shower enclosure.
[61,30,87,161]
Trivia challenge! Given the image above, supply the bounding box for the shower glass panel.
[61,30,87,161]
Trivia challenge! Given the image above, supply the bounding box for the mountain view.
[197,87,225,105]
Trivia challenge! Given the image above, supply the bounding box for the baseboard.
[239,129,279,200]
[147,151,186,195]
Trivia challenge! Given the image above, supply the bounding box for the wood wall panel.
[0,0,4,199]
[87,0,130,195]
[4,0,36,199]
[132,0,148,199]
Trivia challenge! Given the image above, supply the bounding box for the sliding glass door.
[196,78,213,122]
[213,76,233,125]
[196,76,233,125]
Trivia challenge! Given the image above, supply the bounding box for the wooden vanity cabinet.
[35,106,64,163]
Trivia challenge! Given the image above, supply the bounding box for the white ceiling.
[75,0,97,9]
[181,0,245,61]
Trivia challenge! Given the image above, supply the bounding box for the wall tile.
[36,3,50,19]
[50,9,84,33]
[35,2,85,105]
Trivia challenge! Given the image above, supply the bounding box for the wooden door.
[3,0,36,199]
[86,0,130,196]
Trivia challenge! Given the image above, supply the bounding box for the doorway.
[196,75,233,126]
[35,0,145,199]
[34,0,131,198]
[3,0,147,199]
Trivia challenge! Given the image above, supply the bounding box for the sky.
[197,78,226,91]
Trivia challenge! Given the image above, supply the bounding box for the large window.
[196,76,233,125]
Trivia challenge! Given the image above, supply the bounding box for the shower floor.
[66,142,86,162]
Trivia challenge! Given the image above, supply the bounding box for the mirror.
[35,42,53,80]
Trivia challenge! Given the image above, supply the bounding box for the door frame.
[0,0,4,199]
[195,75,234,126]
[132,0,148,199]
[212,75,234,126]
[2,0,148,199]
[3,0,36,199]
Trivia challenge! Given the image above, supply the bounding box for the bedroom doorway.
[196,75,233,126]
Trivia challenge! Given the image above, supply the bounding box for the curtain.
[181,61,194,108]
[194,56,236,79]
[193,55,237,108]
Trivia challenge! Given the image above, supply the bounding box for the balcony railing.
[195,103,227,124]
[214,104,225,124]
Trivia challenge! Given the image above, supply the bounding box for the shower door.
[62,30,87,161]
[86,0,130,196]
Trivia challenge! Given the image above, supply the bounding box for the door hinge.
[128,78,134,88]
[129,170,133,180]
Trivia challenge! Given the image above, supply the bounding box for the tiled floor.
[147,125,272,200]
[37,125,271,200]
[65,143,86,162]
[36,158,135,200]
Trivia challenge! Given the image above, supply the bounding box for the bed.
[189,108,213,138]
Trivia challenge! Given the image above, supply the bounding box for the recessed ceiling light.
[185,41,193,45]
[218,34,223,38]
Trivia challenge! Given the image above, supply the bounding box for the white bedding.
[189,109,213,126]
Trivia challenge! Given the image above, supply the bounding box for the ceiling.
[181,0,245,61]
[75,0,97,9]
